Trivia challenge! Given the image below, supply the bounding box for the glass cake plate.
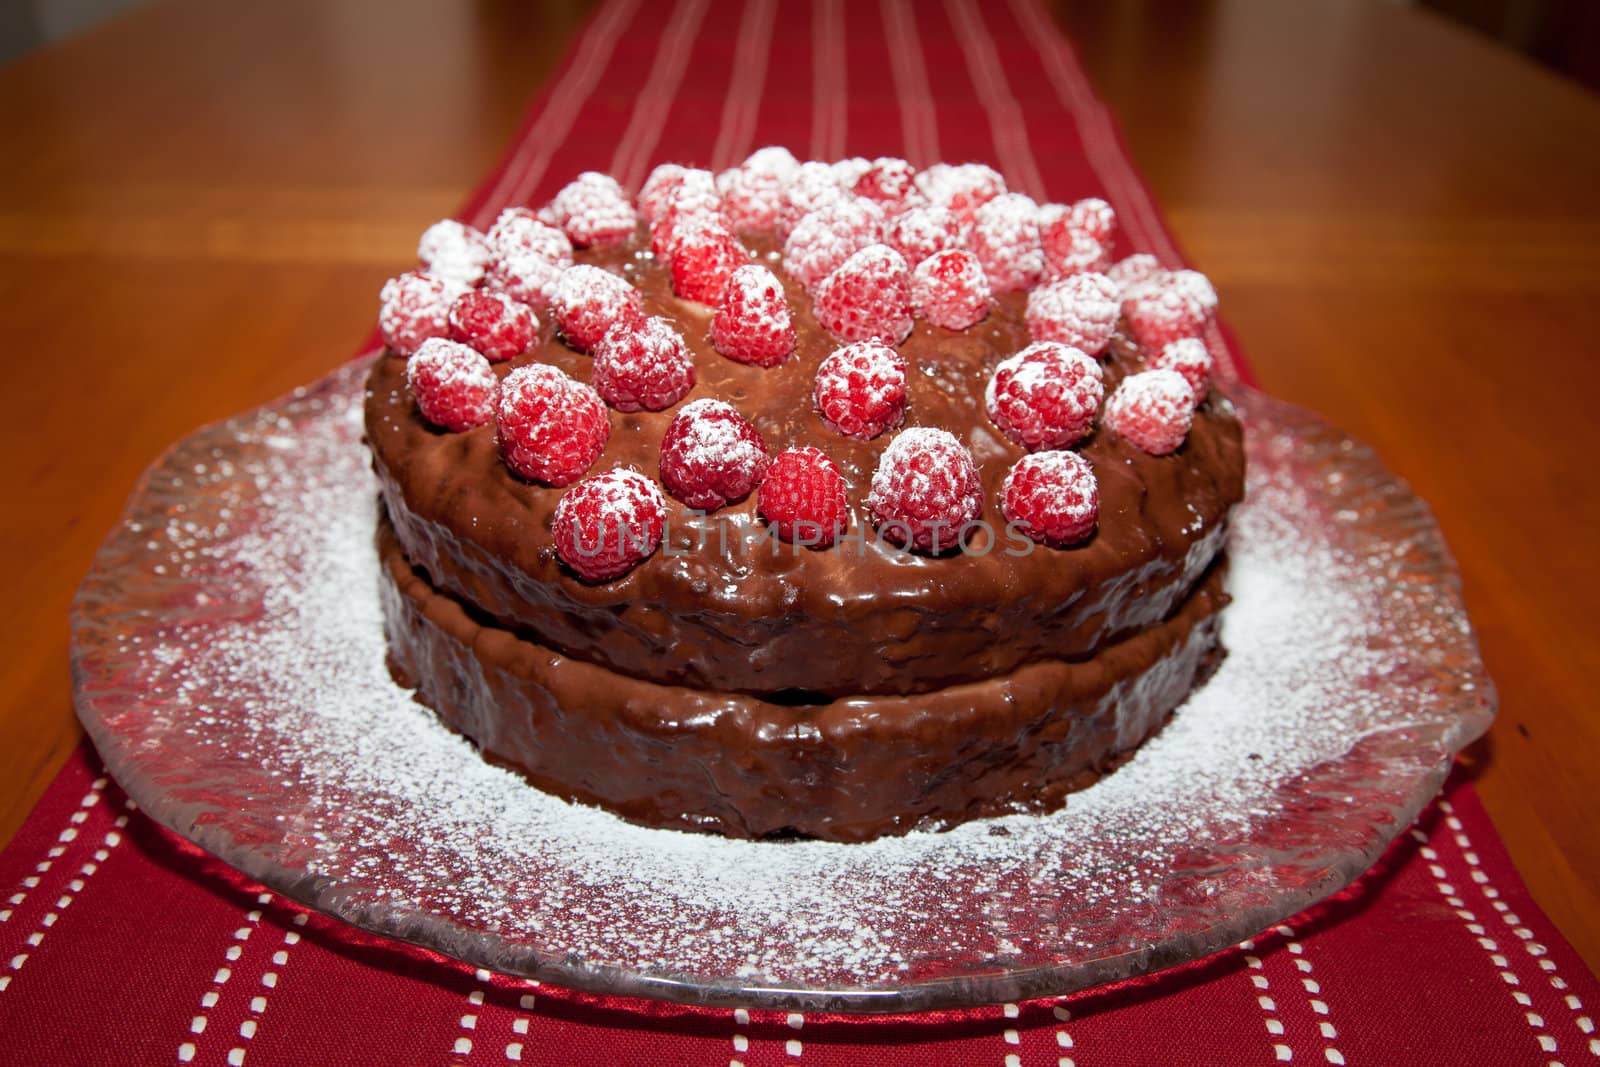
[70,357,1494,1013]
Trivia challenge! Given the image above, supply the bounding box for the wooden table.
[1,0,1596,972]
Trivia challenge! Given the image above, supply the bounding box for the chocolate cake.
[364,153,1246,842]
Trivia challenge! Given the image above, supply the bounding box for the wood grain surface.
[0,0,1595,972]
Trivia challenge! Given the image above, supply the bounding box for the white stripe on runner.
[609,0,714,190]
[942,0,1047,201]
[880,0,940,167]
[710,0,778,171]
[811,0,847,160]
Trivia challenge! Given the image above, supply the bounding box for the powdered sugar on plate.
[70,359,1493,1011]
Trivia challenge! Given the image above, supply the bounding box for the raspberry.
[1122,276,1208,349]
[650,171,723,255]
[1106,253,1163,294]
[405,338,497,431]
[969,193,1046,293]
[1001,450,1099,547]
[668,219,747,304]
[1150,337,1213,401]
[1024,272,1120,354]
[1103,369,1196,455]
[717,145,800,231]
[495,363,610,485]
[814,341,907,440]
[758,446,850,546]
[782,197,886,290]
[485,252,565,313]
[710,264,796,367]
[379,271,457,356]
[417,219,491,287]
[1067,198,1117,245]
[866,428,984,554]
[913,163,1006,226]
[832,157,875,189]
[778,161,848,236]
[551,265,644,353]
[985,341,1105,451]
[658,398,770,510]
[911,249,991,330]
[886,203,965,267]
[591,317,695,412]
[1039,206,1111,279]
[447,290,538,362]
[549,171,637,247]
[637,163,689,224]
[552,468,666,582]
[1169,268,1220,317]
[813,244,914,345]
[486,208,574,265]
[852,157,920,209]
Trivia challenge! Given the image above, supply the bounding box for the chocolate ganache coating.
[364,232,1245,699]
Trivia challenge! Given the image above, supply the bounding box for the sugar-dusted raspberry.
[1024,272,1120,354]
[1169,268,1219,317]
[832,156,874,189]
[1067,198,1117,245]
[552,468,666,582]
[777,160,848,236]
[592,316,695,412]
[914,162,1007,226]
[717,145,800,231]
[447,290,538,362]
[485,252,564,313]
[814,341,907,440]
[1106,253,1163,295]
[405,338,497,432]
[1001,450,1099,547]
[486,207,575,263]
[1103,369,1197,455]
[813,243,914,345]
[379,271,456,356]
[911,249,991,330]
[852,157,920,209]
[551,265,644,353]
[668,218,747,304]
[1038,205,1111,279]
[758,446,850,546]
[650,170,723,255]
[985,341,1105,451]
[866,428,984,554]
[1150,337,1213,401]
[637,163,689,225]
[782,197,886,290]
[659,398,770,510]
[495,363,610,485]
[711,264,796,367]
[886,203,965,267]
[968,193,1046,293]
[417,219,491,287]
[1122,276,1209,350]
[548,171,637,247]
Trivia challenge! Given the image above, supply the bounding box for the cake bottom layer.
[378,510,1229,843]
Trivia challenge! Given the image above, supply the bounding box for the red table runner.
[5,1,1597,1062]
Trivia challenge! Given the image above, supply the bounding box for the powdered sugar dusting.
[73,364,1493,1011]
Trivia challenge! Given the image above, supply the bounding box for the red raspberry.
[1039,206,1111,279]
[969,193,1046,293]
[1001,450,1099,547]
[485,208,574,265]
[551,265,644,353]
[637,163,689,224]
[866,428,984,554]
[757,446,850,546]
[658,398,770,510]
[592,316,695,412]
[379,271,457,356]
[1103,369,1197,455]
[447,290,538,362]
[1025,272,1120,354]
[886,203,965,267]
[717,146,800,231]
[1122,277,1208,349]
[1067,198,1117,245]
[417,219,491,287]
[549,171,637,247]
[914,163,1007,226]
[710,264,796,367]
[813,244,914,345]
[833,157,874,188]
[485,252,564,313]
[668,219,747,305]
[911,249,991,330]
[814,342,907,440]
[552,468,666,583]
[852,157,919,209]
[985,341,1105,451]
[782,197,886,290]
[1106,253,1163,294]
[777,161,848,236]
[405,338,497,432]
[495,363,610,485]
[1169,268,1219,317]
[650,171,723,255]
[1150,337,1213,401]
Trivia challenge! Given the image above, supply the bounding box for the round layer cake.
[364,154,1246,841]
